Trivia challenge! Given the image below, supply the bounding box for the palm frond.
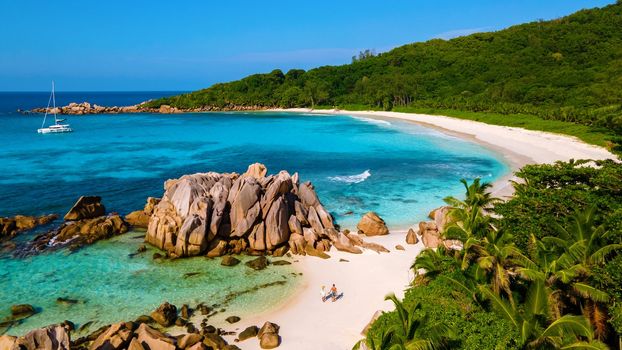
[479,286,519,327]
[525,279,549,318]
[589,244,622,265]
[540,315,594,340]
[572,283,609,303]
[559,341,609,350]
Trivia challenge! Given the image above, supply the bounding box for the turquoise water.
[0,112,508,228]
[0,111,509,335]
[0,232,300,335]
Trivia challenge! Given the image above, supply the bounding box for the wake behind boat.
[37,81,73,134]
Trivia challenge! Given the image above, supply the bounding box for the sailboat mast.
[41,81,53,129]
[52,81,57,124]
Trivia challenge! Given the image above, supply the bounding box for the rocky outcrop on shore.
[0,214,58,239]
[29,102,271,115]
[2,300,283,350]
[0,324,71,350]
[414,206,463,250]
[145,163,372,258]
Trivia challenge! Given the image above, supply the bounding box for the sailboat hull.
[37,125,73,134]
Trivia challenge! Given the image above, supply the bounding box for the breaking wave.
[328,170,371,184]
[350,116,391,126]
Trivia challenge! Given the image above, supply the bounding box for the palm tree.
[546,206,622,269]
[471,228,531,304]
[445,178,498,211]
[539,207,621,338]
[519,230,612,338]
[443,178,499,240]
[362,294,454,350]
[480,285,608,349]
[411,247,449,285]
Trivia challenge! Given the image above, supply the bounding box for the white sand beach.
[220,109,618,350]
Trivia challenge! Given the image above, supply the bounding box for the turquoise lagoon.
[1,233,300,335]
[0,111,509,334]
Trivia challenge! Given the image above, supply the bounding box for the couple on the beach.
[321,284,342,302]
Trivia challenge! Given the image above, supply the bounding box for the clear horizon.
[1,0,615,92]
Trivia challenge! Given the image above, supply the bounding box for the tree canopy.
[146,3,622,137]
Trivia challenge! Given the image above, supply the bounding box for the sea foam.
[350,116,391,126]
[328,169,371,184]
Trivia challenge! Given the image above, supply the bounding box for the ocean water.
[0,233,300,335]
[0,93,509,336]
[0,111,508,228]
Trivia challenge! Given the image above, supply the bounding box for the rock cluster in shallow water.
[15,196,129,256]
[146,163,348,258]
[0,214,57,239]
[0,300,284,350]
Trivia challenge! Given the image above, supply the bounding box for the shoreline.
[270,108,617,198]
[219,107,618,349]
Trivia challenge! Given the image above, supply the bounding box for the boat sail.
[37,81,73,134]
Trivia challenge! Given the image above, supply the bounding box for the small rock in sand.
[237,326,259,341]
[225,316,241,324]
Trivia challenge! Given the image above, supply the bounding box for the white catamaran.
[38,81,73,134]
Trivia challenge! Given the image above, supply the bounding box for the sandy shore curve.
[219,109,618,350]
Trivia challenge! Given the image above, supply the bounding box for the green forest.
[361,160,622,349]
[145,2,622,148]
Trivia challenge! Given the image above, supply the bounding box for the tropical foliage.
[364,160,622,349]
[146,3,622,148]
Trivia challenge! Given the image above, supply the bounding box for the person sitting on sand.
[330,284,338,302]
[321,285,327,302]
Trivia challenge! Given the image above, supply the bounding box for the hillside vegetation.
[146,2,622,147]
[361,160,622,349]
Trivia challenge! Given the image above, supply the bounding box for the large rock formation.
[145,164,338,258]
[428,206,452,233]
[125,197,161,228]
[357,212,389,236]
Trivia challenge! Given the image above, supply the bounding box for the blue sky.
[0,0,615,91]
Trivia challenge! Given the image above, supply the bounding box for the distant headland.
[28,101,268,115]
